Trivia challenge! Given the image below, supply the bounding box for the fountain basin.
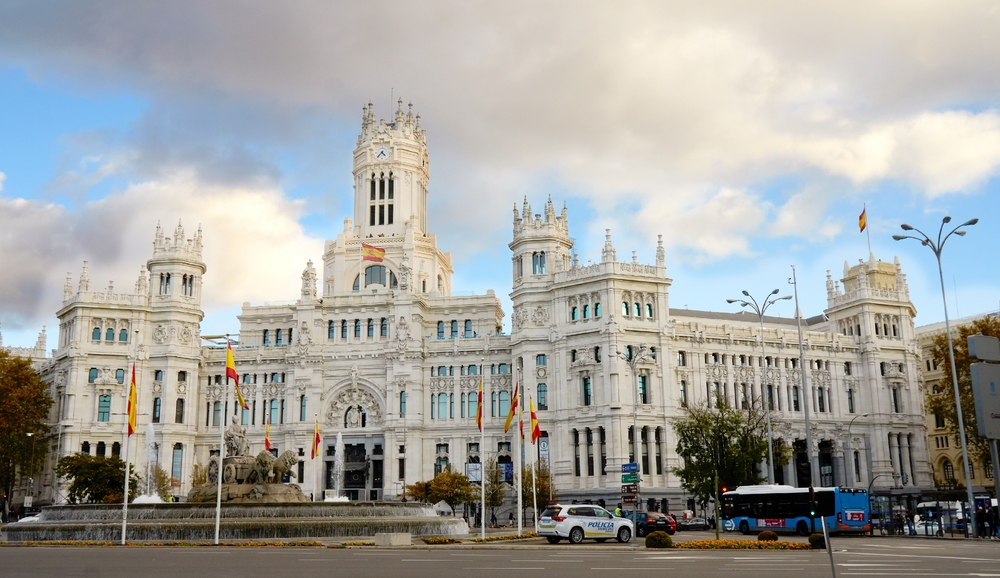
[2,502,468,542]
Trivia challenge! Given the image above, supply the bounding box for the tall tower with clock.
[353,98,430,238]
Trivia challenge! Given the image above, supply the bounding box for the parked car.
[632,511,675,536]
[539,504,634,544]
[679,517,710,531]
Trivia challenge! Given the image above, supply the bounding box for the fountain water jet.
[325,432,349,502]
[132,423,163,504]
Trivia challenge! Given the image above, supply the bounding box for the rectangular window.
[638,375,648,404]
[300,395,307,422]
[848,389,855,414]
[818,388,825,413]
[212,401,221,427]
[573,430,581,477]
[680,380,687,406]
[152,397,161,423]
[171,444,183,481]
[582,377,592,406]
[399,391,407,417]
[536,354,547,366]
[341,321,348,339]
[354,320,361,338]
[853,451,861,483]
[844,361,852,376]
[792,387,800,412]
[98,395,111,422]
[586,429,594,476]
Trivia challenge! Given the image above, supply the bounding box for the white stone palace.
[12,100,932,513]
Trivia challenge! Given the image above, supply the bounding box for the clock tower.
[353,98,430,238]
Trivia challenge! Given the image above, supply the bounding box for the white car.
[539,504,634,544]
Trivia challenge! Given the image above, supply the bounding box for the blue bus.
[722,484,870,536]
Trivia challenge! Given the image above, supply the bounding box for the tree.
[519,458,556,518]
[55,454,139,504]
[483,458,506,526]
[429,466,474,512]
[671,400,787,505]
[0,350,53,521]
[926,315,1000,467]
[404,480,433,503]
[137,465,172,500]
[190,463,208,487]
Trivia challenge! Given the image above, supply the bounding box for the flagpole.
[516,369,522,536]
[530,393,538,535]
[214,340,229,545]
[315,412,321,502]
[480,358,485,541]
[865,203,872,255]
[121,351,138,545]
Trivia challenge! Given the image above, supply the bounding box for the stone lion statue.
[254,449,299,484]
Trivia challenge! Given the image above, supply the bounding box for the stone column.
[833,440,846,488]
[888,433,900,482]
[901,434,912,486]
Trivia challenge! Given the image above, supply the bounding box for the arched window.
[328,320,335,339]
[354,320,361,338]
[106,327,115,341]
[381,318,388,337]
[464,319,473,337]
[634,303,641,317]
[341,320,348,339]
[88,368,99,383]
[571,307,578,321]
[175,399,185,423]
[155,370,163,381]
[438,366,447,376]
[451,320,458,338]
[352,275,360,291]
[537,384,548,410]
[943,459,955,481]
[622,302,629,316]
[97,395,111,422]
[116,369,125,384]
[594,347,601,362]
[119,329,128,342]
[97,441,106,457]
[263,330,270,346]
[112,441,121,457]
[468,364,478,375]
[365,265,387,287]
[81,441,90,454]
[583,305,589,319]
[276,329,283,345]
[646,304,653,318]
[594,303,602,317]
[367,319,374,338]
[178,371,187,382]
[625,345,633,361]
[437,321,444,339]
[93,327,101,340]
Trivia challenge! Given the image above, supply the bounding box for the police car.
[539,504,634,544]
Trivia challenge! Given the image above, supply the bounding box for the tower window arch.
[634,302,641,317]
[583,304,589,319]
[106,327,115,341]
[381,317,388,337]
[594,303,602,317]
[571,307,578,321]
[646,303,653,318]
[353,275,360,291]
[622,302,629,316]
[367,319,374,338]
[93,326,101,341]
[119,328,128,342]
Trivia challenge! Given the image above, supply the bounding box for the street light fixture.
[893,216,978,536]
[727,289,793,484]
[846,413,869,486]
[26,432,36,501]
[617,344,649,548]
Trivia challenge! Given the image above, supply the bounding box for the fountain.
[2,423,467,542]
[132,423,163,504]
[325,432,349,502]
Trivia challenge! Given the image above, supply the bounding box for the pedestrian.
[991,506,999,538]
[490,511,497,528]
[614,504,622,517]
[977,507,986,538]
[906,509,915,535]
[508,511,514,527]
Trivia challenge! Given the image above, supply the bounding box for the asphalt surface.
[3,535,1000,578]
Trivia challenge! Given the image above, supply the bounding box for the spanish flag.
[264,414,271,452]
[311,419,321,460]
[859,206,867,233]
[127,363,138,436]
[361,243,385,262]
[504,382,519,434]
[226,341,249,410]
[529,395,541,443]
[475,375,484,432]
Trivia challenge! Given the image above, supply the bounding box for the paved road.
[3,536,1000,578]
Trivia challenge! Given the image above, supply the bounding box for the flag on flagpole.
[475,375,484,432]
[361,243,386,262]
[311,419,321,460]
[127,363,138,436]
[859,206,867,233]
[227,341,249,410]
[529,395,541,443]
[518,388,524,441]
[504,381,519,433]
[264,414,271,451]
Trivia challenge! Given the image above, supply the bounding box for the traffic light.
[808,486,816,518]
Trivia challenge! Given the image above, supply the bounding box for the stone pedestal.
[186,482,310,503]
[375,532,412,546]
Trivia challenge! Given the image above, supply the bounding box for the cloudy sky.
[1,1,998,349]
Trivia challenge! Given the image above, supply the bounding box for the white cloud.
[0,174,324,336]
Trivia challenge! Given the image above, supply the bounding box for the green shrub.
[644,531,673,549]
[808,533,826,549]
[757,530,778,542]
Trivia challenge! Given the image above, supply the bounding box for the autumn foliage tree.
[0,350,53,520]
[925,315,1000,468]
[520,458,556,517]
[55,454,139,504]
[404,467,473,513]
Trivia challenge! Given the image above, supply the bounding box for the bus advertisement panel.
[721,484,870,536]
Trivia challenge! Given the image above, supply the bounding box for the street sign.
[621,484,638,494]
[622,495,637,504]
[621,463,638,473]
[621,473,638,484]
[23,496,32,508]
[972,362,1000,438]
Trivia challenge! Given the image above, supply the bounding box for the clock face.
[375,145,389,160]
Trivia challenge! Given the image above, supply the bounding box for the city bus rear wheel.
[796,521,809,536]
[739,521,750,535]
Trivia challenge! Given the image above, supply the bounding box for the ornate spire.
[64,272,73,301]
[601,229,616,263]
[78,261,90,292]
[656,235,665,267]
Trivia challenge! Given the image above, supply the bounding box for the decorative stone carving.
[179,325,194,345]
[152,380,163,394]
[396,316,411,350]
[153,324,168,344]
[327,386,384,427]
[531,305,549,326]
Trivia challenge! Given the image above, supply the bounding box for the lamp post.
[893,216,978,537]
[789,266,818,487]
[728,289,792,484]
[845,413,869,486]
[26,432,36,504]
[618,344,649,548]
